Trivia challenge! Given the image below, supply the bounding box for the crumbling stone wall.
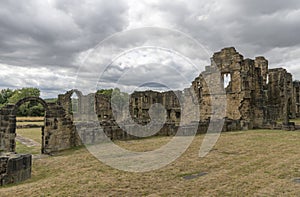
[191,47,268,130]
[0,97,77,154]
[1,47,300,158]
[95,93,115,122]
[267,68,293,124]
[0,153,31,186]
[57,89,83,119]
[129,90,182,126]
[0,97,51,153]
[57,91,97,146]
[43,102,78,153]
[292,81,300,118]
[90,48,299,133]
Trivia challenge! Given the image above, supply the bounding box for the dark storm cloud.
[146,0,300,75]
[156,0,300,51]
[1,0,300,97]
[226,0,300,49]
[0,0,128,68]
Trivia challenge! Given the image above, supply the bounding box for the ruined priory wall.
[267,68,293,123]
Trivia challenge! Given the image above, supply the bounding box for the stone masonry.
[0,153,31,186]
[1,47,299,155]
[0,47,300,185]
[192,47,269,130]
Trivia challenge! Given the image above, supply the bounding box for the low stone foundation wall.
[282,122,296,131]
[74,119,244,145]
[0,153,32,186]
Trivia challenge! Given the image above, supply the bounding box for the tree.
[97,88,129,110]
[8,87,40,103]
[8,87,43,116]
[96,89,113,96]
[0,88,14,108]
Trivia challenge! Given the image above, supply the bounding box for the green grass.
[16,125,42,155]
[290,119,300,125]
[1,129,299,196]
[15,141,40,155]
[17,127,42,144]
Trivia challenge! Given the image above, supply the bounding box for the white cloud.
[0,63,76,98]
[1,0,300,97]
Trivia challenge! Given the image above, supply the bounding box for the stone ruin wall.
[1,47,299,156]
[267,68,293,123]
[96,47,298,132]
[1,47,300,185]
[0,96,79,185]
[0,153,31,186]
[292,81,300,118]
[0,98,78,155]
[191,47,269,130]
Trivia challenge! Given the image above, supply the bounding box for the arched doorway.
[11,97,49,154]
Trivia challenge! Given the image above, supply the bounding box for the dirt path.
[16,134,40,147]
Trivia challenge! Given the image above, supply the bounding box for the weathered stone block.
[0,153,32,186]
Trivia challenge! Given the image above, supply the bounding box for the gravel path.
[16,134,40,147]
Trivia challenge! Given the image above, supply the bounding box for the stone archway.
[13,97,48,114]
[11,97,49,153]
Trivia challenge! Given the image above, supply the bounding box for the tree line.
[0,87,44,116]
[0,87,129,117]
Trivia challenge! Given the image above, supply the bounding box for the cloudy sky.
[1,0,300,98]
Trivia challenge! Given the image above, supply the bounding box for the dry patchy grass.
[16,117,44,122]
[16,121,44,126]
[1,130,299,196]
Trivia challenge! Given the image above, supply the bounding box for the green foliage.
[16,104,45,116]
[0,88,14,108]
[0,87,44,116]
[97,88,129,109]
[96,89,113,96]
[8,87,40,103]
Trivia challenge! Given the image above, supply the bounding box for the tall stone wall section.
[191,47,268,130]
[43,103,77,153]
[292,81,300,118]
[267,68,293,124]
[129,91,182,126]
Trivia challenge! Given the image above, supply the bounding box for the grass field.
[291,119,300,125]
[16,118,43,154]
[15,141,41,155]
[16,127,42,144]
[16,117,44,121]
[16,121,44,126]
[1,129,299,196]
